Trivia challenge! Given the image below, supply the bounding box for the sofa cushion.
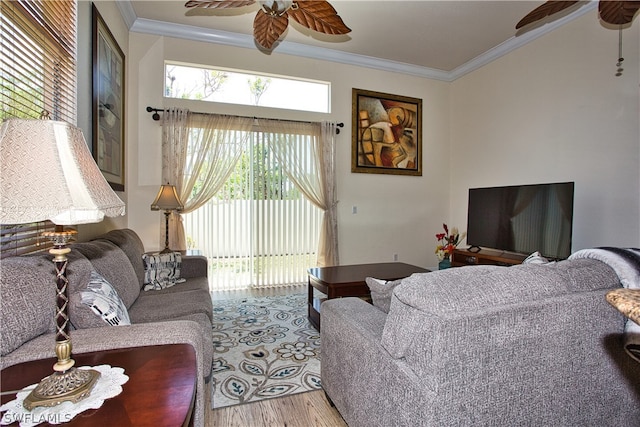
[128,289,213,323]
[72,240,139,309]
[144,276,209,294]
[80,271,131,326]
[0,255,56,356]
[93,229,146,288]
[142,252,185,290]
[365,277,403,313]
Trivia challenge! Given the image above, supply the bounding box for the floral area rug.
[210,291,322,409]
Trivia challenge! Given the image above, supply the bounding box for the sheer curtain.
[258,119,339,266]
[161,108,253,250]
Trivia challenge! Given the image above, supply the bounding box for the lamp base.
[23,367,100,410]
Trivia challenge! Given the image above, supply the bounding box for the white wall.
[127,35,451,269]
[85,4,639,265]
[450,10,640,252]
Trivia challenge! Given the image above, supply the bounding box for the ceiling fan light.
[259,1,294,16]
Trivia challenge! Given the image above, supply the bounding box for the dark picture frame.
[92,4,125,191]
[351,88,422,176]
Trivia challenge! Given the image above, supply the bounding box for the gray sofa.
[321,259,640,426]
[0,228,212,427]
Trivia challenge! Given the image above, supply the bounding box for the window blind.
[0,0,77,122]
[0,0,77,257]
[0,221,58,258]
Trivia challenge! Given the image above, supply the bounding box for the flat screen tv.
[466,182,574,260]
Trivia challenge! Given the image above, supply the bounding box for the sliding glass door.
[183,131,322,291]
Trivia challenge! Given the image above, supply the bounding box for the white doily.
[0,365,128,427]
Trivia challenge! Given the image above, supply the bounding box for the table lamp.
[0,117,126,409]
[150,184,184,253]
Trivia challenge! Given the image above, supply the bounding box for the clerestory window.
[164,61,330,113]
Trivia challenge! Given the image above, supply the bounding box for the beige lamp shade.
[151,184,184,211]
[0,118,125,225]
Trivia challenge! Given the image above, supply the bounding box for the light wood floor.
[206,388,347,427]
[206,285,347,427]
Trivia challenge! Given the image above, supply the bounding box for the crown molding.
[115,0,137,29]
[131,17,453,81]
[117,1,597,83]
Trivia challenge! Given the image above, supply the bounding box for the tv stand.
[452,248,526,267]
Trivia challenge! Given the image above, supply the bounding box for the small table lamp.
[0,117,126,409]
[151,184,184,253]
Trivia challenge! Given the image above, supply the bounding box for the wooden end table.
[307,262,430,330]
[0,344,196,426]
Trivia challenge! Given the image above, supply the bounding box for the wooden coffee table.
[0,344,196,426]
[307,262,430,330]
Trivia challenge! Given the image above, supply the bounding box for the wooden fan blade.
[184,0,255,9]
[516,1,580,29]
[599,1,640,25]
[253,10,289,49]
[288,1,351,35]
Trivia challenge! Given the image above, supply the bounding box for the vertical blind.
[183,131,323,291]
[0,0,77,257]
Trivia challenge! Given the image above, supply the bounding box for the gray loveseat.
[321,259,640,426]
[0,229,212,427]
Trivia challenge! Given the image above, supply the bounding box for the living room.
[1,1,639,425]
[78,1,638,266]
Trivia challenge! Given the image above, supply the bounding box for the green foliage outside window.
[215,136,300,202]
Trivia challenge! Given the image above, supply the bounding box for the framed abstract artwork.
[351,88,422,176]
[92,4,125,191]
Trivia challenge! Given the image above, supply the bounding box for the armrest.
[2,321,206,374]
[181,255,208,279]
[320,297,436,426]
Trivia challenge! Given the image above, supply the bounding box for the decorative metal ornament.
[184,0,351,50]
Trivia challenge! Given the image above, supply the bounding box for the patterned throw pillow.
[365,277,404,313]
[142,252,185,291]
[80,271,131,326]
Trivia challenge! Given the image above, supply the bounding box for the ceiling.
[119,1,598,81]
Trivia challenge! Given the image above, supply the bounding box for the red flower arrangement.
[435,223,466,261]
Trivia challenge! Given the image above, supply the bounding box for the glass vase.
[438,258,451,270]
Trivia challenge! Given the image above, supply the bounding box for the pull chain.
[616,25,624,77]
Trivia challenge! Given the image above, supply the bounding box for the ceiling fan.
[184,0,351,51]
[516,1,640,76]
[516,1,640,29]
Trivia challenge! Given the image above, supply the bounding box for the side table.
[1,344,196,426]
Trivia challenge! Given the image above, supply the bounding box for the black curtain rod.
[146,106,344,134]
